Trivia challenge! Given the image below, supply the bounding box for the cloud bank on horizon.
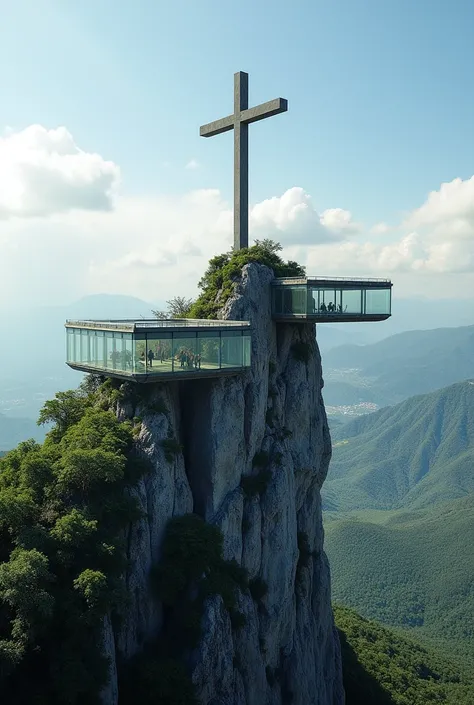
[0,125,473,306]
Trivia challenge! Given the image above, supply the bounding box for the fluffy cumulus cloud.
[407,176,474,228]
[0,124,473,307]
[250,187,359,243]
[0,125,120,218]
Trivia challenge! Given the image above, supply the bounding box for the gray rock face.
[102,263,344,705]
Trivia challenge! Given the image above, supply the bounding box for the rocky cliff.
[102,262,344,705]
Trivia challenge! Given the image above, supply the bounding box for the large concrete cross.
[200,71,288,251]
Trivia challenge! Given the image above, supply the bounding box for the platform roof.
[272,275,392,288]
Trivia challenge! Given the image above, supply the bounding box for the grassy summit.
[188,239,304,319]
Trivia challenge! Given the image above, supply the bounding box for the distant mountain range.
[321,324,474,410]
[324,380,474,512]
[316,296,474,353]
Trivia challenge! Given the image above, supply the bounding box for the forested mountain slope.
[324,380,474,511]
[326,496,474,664]
[334,606,474,705]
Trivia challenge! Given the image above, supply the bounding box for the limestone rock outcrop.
[101,262,344,705]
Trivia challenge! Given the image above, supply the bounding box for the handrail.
[273,276,391,284]
[65,318,251,331]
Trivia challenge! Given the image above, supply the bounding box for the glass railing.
[66,324,251,377]
[272,284,392,317]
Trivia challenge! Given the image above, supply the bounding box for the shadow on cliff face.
[337,629,396,705]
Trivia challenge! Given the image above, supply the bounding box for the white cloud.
[250,187,359,244]
[407,176,474,228]
[185,159,199,170]
[0,125,473,306]
[370,222,391,235]
[0,125,120,219]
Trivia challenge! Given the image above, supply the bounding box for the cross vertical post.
[234,71,249,251]
[200,71,288,251]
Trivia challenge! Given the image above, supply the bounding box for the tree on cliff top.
[188,239,305,319]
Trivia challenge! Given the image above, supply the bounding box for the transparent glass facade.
[273,280,392,320]
[65,321,252,381]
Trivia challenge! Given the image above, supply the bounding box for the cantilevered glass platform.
[65,319,251,382]
[272,276,392,322]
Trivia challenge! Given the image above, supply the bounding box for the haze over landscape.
[1,1,473,703]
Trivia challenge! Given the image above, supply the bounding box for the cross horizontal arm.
[241,98,288,125]
[200,114,235,137]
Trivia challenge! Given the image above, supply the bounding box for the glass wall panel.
[243,334,251,367]
[365,288,391,315]
[95,332,105,369]
[276,286,306,314]
[172,333,197,373]
[119,333,133,373]
[316,288,338,314]
[66,329,74,362]
[273,288,284,315]
[341,288,362,314]
[110,333,124,372]
[133,336,147,374]
[197,331,220,370]
[105,332,115,370]
[144,333,173,375]
[73,329,81,363]
[221,331,243,368]
[281,286,305,314]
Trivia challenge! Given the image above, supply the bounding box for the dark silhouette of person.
[148,348,154,367]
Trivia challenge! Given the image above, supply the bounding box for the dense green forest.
[326,496,474,666]
[321,324,474,408]
[0,378,145,703]
[335,606,474,705]
[324,380,474,511]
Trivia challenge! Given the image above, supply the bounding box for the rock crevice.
[102,262,344,705]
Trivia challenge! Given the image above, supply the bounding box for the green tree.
[38,390,89,441]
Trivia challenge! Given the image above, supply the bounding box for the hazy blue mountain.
[316,296,474,353]
[324,380,474,512]
[321,324,474,408]
[0,411,45,451]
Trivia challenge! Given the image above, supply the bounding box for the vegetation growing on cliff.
[188,239,305,319]
[335,605,474,705]
[0,380,143,704]
[121,514,249,704]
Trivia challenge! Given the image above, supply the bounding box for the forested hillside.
[326,496,474,664]
[324,380,474,511]
[321,324,474,408]
[335,606,474,705]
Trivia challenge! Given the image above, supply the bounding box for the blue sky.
[0,0,473,305]
[2,0,473,223]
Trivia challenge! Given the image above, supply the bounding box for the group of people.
[138,345,202,370]
[177,348,202,370]
[312,301,346,314]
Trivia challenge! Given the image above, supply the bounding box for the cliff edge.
[103,262,344,705]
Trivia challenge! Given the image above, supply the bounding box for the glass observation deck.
[65,319,251,382]
[271,276,392,322]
